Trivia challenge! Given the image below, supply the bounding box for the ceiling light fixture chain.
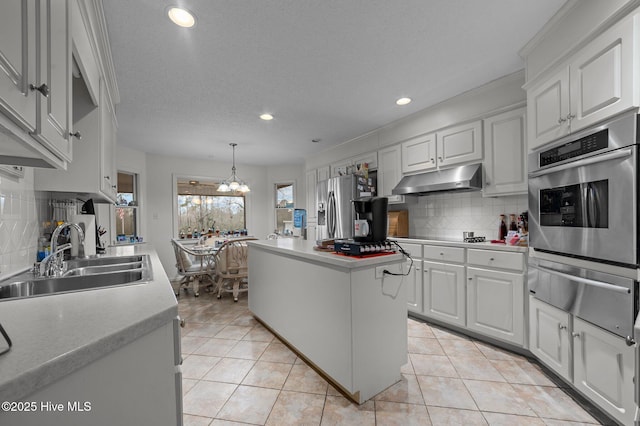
[218,143,250,193]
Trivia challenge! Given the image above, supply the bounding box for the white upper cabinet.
[33,0,73,162]
[99,79,117,201]
[0,0,37,132]
[316,165,330,182]
[400,121,482,174]
[527,68,570,150]
[483,107,527,196]
[377,144,404,204]
[401,133,436,174]
[527,13,638,151]
[436,120,483,168]
[0,0,73,168]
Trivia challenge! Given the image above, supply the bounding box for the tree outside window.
[177,179,246,237]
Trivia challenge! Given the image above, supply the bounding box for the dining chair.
[212,237,257,301]
[171,238,215,297]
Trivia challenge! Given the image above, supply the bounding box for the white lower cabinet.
[467,267,523,345]
[2,320,182,426]
[405,259,422,313]
[572,317,635,426]
[422,260,466,327]
[529,296,635,425]
[529,296,571,379]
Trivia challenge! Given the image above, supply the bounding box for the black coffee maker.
[352,197,388,242]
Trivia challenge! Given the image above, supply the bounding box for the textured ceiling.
[102,0,565,166]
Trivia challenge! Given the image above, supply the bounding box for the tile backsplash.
[400,191,528,241]
[0,168,41,277]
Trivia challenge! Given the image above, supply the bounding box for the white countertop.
[0,245,178,402]
[248,239,404,270]
[391,237,528,253]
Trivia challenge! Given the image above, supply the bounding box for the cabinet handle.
[104,176,110,180]
[489,257,495,261]
[572,332,580,338]
[112,185,117,189]
[557,117,567,124]
[30,83,50,97]
[439,252,444,256]
[69,131,82,140]
[430,158,435,163]
[438,156,443,161]
[485,181,490,186]
[468,277,473,281]
[566,113,575,121]
[558,324,567,330]
[626,336,636,346]
[180,318,186,328]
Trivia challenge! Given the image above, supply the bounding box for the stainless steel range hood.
[391,163,483,195]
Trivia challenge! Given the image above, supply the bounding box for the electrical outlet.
[375,266,386,279]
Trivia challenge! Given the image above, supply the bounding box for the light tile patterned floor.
[178,293,606,425]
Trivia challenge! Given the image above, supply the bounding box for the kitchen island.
[248,238,407,403]
[0,245,181,426]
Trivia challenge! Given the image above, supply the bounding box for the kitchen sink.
[0,255,153,301]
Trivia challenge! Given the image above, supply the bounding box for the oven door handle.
[534,265,631,294]
[529,148,633,178]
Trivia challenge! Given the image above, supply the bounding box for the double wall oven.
[528,110,640,343]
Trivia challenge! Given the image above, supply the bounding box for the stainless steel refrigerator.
[316,174,375,240]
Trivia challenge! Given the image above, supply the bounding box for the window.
[115,172,138,240]
[177,179,246,236]
[275,183,294,235]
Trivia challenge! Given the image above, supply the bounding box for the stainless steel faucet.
[51,222,85,257]
[39,243,73,277]
[36,222,87,277]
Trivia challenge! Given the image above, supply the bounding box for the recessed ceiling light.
[167,7,196,28]
[396,97,412,106]
[260,113,274,121]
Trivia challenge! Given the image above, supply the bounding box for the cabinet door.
[401,133,436,174]
[467,267,523,345]
[569,14,636,133]
[483,107,527,197]
[422,260,465,327]
[529,296,571,379]
[32,0,72,162]
[572,317,635,426]
[100,80,116,201]
[317,166,330,182]
[406,259,422,313]
[527,68,570,151]
[378,145,404,204]
[436,121,482,168]
[0,0,37,131]
[306,169,317,221]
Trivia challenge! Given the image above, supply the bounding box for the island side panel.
[248,247,354,392]
[351,262,408,402]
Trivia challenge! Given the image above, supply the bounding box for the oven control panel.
[539,128,608,167]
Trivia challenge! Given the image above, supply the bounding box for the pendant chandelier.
[218,143,250,193]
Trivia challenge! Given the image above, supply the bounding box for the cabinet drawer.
[423,245,465,263]
[467,249,524,271]
[395,242,422,258]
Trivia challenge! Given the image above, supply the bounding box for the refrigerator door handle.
[328,191,336,238]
